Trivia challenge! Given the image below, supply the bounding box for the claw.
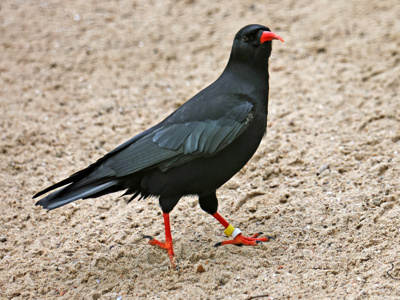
[214,242,222,247]
[175,264,181,272]
[143,235,153,240]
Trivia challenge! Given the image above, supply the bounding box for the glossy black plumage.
[34,24,277,216]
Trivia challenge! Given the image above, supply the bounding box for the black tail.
[33,125,160,210]
[33,159,125,210]
[34,179,121,210]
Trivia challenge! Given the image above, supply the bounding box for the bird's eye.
[242,35,249,42]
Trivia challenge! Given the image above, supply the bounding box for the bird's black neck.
[224,58,270,86]
[220,61,270,116]
[223,60,270,96]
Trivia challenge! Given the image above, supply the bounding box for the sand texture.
[1,0,400,298]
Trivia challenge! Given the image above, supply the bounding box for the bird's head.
[229,24,284,69]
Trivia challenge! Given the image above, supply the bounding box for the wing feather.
[154,102,254,170]
[103,102,253,175]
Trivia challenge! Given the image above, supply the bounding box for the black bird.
[34,24,283,267]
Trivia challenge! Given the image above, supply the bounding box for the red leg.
[143,213,176,268]
[212,212,272,247]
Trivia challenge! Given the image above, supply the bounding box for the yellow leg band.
[224,224,235,237]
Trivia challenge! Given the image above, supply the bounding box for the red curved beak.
[260,31,284,43]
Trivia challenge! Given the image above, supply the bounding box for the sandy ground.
[1,0,400,299]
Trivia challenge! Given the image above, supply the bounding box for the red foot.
[143,213,179,269]
[214,232,273,247]
[143,235,176,268]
